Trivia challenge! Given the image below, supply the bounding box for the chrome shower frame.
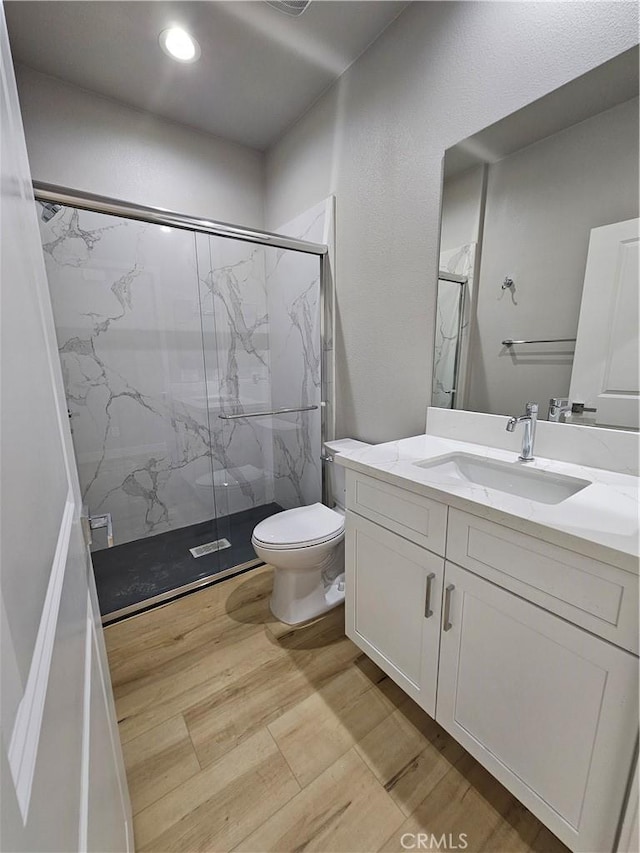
[33,181,332,623]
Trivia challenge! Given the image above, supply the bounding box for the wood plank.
[114,624,286,743]
[104,565,272,652]
[268,665,393,787]
[233,748,405,853]
[379,753,546,852]
[105,566,569,853]
[183,630,363,769]
[121,715,200,815]
[353,656,410,710]
[106,568,273,689]
[134,727,300,852]
[530,825,574,853]
[355,698,465,816]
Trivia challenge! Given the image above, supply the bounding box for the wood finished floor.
[104,566,569,853]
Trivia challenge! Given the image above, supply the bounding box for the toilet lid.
[252,503,344,549]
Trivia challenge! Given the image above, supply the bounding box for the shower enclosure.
[36,186,328,622]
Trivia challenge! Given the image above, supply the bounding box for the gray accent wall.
[15,65,264,229]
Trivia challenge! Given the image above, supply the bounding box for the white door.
[617,756,639,853]
[436,561,638,853]
[569,218,639,429]
[0,8,132,851]
[345,512,444,716]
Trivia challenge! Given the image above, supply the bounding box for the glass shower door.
[38,204,224,618]
[195,233,322,572]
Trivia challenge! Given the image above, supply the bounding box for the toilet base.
[270,571,345,625]
[269,543,346,626]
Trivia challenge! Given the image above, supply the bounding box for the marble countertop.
[336,434,640,573]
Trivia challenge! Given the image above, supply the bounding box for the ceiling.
[445,46,640,177]
[5,0,408,151]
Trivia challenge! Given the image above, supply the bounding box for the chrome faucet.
[506,401,538,461]
[548,397,572,422]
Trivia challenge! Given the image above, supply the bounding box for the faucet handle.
[526,401,539,414]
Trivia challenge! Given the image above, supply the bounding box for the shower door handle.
[218,405,318,420]
[89,512,114,548]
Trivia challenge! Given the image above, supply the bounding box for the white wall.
[440,166,485,254]
[468,97,639,417]
[265,1,639,443]
[15,65,265,228]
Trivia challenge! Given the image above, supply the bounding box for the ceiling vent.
[264,0,312,16]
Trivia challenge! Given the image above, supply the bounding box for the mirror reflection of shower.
[432,271,467,410]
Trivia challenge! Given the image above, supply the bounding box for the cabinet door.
[345,512,444,716]
[437,562,638,853]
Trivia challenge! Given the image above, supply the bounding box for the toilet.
[251,439,371,625]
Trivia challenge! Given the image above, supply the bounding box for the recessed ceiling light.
[159,27,201,63]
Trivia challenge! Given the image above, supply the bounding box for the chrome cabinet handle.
[443,584,455,631]
[424,572,436,618]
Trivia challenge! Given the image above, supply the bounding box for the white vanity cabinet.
[345,512,444,716]
[344,469,639,853]
[437,560,638,853]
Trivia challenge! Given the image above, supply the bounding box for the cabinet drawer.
[346,470,447,556]
[447,508,639,654]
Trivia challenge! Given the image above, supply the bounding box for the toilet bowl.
[251,439,371,625]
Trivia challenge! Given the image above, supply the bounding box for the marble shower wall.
[39,207,217,548]
[433,243,476,409]
[40,201,329,548]
[194,232,275,519]
[267,198,334,510]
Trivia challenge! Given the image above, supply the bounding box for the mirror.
[433,47,639,430]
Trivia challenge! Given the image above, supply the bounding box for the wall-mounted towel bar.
[502,338,576,347]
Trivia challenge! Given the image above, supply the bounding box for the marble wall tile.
[39,206,216,548]
[432,278,462,408]
[321,197,336,442]
[194,232,274,517]
[267,198,333,509]
[434,243,476,409]
[40,200,331,549]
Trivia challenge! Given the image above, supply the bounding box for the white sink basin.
[412,453,591,504]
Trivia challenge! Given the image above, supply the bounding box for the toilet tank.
[324,439,371,509]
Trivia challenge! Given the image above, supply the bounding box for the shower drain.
[189,538,232,558]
